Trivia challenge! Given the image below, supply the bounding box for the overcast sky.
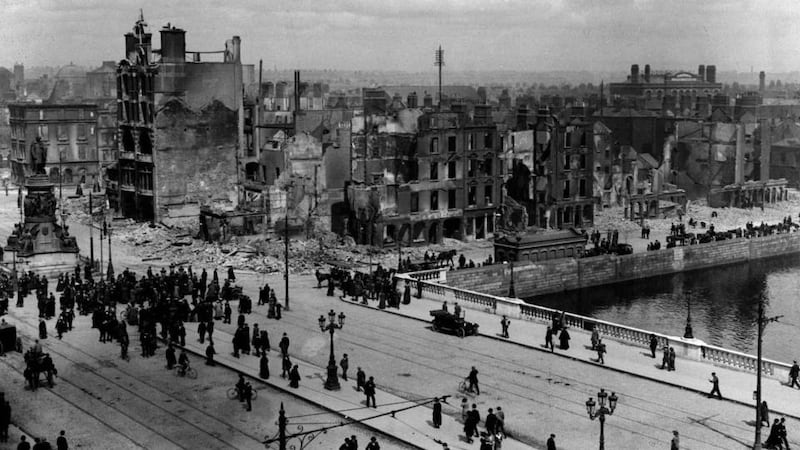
[2,0,799,73]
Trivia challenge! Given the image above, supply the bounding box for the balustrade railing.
[398,271,793,379]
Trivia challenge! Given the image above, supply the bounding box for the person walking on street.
[661,346,670,370]
[546,434,557,450]
[485,408,498,434]
[495,406,506,437]
[259,353,269,379]
[243,382,253,411]
[453,302,461,318]
[779,417,789,449]
[340,353,349,381]
[205,342,215,366]
[649,333,659,358]
[17,435,30,450]
[590,328,600,350]
[165,344,176,370]
[760,401,770,427]
[668,347,676,371]
[596,339,606,364]
[56,430,67,450]
[467,366,480,395]
[0,400,10,443]
[545,326,554,352]
[670,430,679,450]
[708,372,722,399]
[789,360,800,389]
[282,355,292,378]
[356,367,366,391]
[365,376,377,408]
[500,316,510,338]
[432,397,442,428]
[289,364,300,388]
[279,333,290,357]
[558,327,570,350]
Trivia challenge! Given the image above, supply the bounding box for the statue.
[29,137,47,175]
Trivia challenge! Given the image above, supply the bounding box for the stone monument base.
[15,252,80,278]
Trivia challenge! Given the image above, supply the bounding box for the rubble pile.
[594,190,800,240]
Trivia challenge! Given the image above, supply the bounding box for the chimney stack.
[644,64,651,82]
[631,64,640,83]
[698,65,705,81]
[706,65,716,83]
[759,71,766,92]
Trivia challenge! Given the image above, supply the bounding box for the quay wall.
[447,232,800,298]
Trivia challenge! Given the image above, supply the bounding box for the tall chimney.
[644,64,651,82]
[759,71,766,92]
[631,64,640,83]
[706,65,716,83]
[735,124,745,184]
[698,65,706,81]
[760,119,772,181]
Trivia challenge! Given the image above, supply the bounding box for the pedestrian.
[165,344,176,370]
[275,303,282,320]
[495,406,505,437]
[356,367,366,391]
[461,398,469,422]
[649,333,658,358]
[661,346,669,370]
[259,353,269,379]
[500,316,510,338]
[205,342,215,366]
[760,400,770,427]
[364,376,376,408]
[252,324,261,357]
[348,435,358,450]
[485,408,497,434]
[546,433,557,450]
[38,320,47,339]
[779,417,789,449]
[596,339,606,364]
[282,355,292,378]
[224,301,232,324]
[670,430,679,450]
[227,266,235,282]
[56,430,67,450]
[403,282,411,305]
[289,364,300,388]
[0,400,9,443]
[243,382,252,412]
[789,360,800,389]
[668,347,676,371]
[453,302,461,318]
[590,327,600,350]
[17,435,30,450]
[545,326,554,351]
[365,436,380,450]
[431,397,443,428]
[198,321,206,344]
[558,327,570,350]
[260,329,270,352]
[465,404,481,443]
[279,333,290,357]
[765,419,780,448]
[708,372,722,399]
[468,366,480,395]
[340,353,349,381]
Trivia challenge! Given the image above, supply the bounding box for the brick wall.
[447,232,800,297]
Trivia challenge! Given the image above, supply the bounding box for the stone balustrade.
[398,271,794,381]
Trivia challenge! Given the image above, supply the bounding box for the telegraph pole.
[435,46,444,111]
[753,296,782,450]
[89,191,94,269]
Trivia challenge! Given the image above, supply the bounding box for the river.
[526,253,800,363]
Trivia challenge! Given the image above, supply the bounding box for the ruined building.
[346,99,503,246]
[503,107,595,230]
[108,15,245,222]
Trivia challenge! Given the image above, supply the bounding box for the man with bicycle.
[177,349,190,376]
[467,366,480,395]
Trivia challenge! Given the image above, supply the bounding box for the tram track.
[9,316,265,450]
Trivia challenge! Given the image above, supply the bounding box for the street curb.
[337,296,800,422]
[160,336,427,450]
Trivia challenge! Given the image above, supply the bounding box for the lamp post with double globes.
[585,388,618,450]
[319,309,346,391]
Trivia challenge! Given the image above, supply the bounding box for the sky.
[1,0,800,73]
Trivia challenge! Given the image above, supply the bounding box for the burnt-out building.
[505,106,595,230]
[346,102,503,247]
[110,15,244,222]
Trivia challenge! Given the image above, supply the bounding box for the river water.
[526,254,800,363]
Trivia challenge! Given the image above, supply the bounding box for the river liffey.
[527,253,800,363]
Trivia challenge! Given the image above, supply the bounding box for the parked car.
[429,310,480,338]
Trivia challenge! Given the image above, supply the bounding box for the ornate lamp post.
[585,388,619,450]
[318,309,345,391]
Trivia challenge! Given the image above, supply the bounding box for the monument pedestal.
[5,174,79,276]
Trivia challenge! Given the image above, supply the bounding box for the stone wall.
[447,232,800,297]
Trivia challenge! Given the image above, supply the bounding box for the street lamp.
[104,219,113,280]
[684,295,694,339]
[88,191,95,270]
[586,388,619,450]
[318,309,346,391]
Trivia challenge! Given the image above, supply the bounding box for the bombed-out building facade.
[108,15,245,222]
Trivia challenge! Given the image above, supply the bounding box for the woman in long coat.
[558,327,570,350]
[289,364,300,388]
[259,354,269,379]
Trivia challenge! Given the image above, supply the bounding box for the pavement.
[176,309,529,450]
[353,288,800,421]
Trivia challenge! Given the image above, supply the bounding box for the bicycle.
[458,378,470,394]
[227,385,258,400]
[173,365,197,379]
